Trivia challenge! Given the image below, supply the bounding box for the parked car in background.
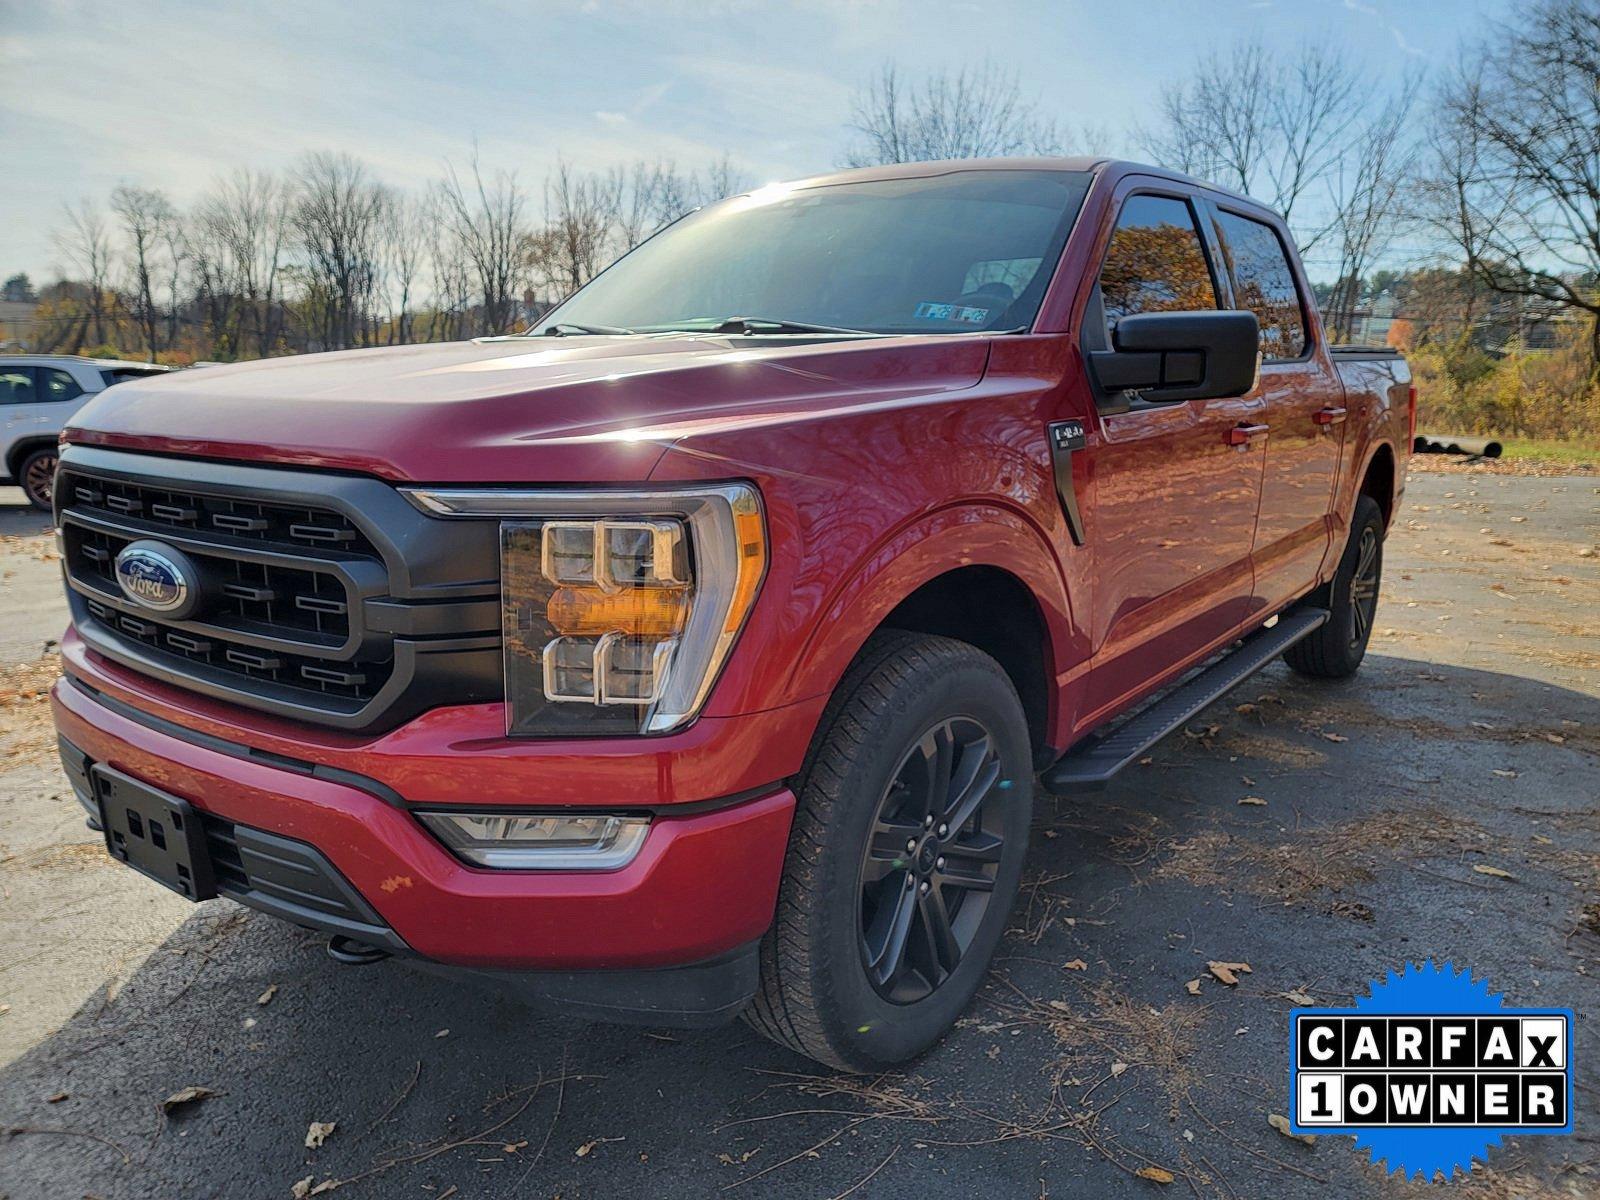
[0,356,171,509]
[48,158,1411,1069]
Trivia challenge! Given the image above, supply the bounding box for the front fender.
[783,502,1082,720]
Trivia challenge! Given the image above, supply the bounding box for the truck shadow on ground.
[2,654,1596,1199]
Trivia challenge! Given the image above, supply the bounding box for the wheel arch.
[783,505,1079,764]
[6,435,58,481]
[1360,440,1398,529]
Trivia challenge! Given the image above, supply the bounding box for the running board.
[1040,607,1330,794]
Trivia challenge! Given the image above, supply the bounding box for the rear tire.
[1284,494,1384,679]
[19,447,57,512]
[744,632,1033,1070]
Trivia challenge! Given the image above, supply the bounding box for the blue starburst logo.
[1288,961,1573,1182]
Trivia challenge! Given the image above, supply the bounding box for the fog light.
[417,811,650,870]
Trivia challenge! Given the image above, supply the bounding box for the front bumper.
[51,670,797,992]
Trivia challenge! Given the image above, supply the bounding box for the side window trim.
[1206,200,1315,365]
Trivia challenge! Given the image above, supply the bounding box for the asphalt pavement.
[1,464,1596,1199]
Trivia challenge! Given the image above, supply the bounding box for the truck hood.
[65,335,992,483]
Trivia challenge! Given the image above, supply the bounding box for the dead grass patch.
[1155,808,1484,915]
[0,653,61,764]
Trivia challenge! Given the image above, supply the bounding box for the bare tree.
[1429,0,1600,363]
[292,153,391,350]
[1321,81,1422,341]
[110,185,176,359]
[54,201,116,347]
[1140,40,1361,245]
[380,193,426,345]
[531,160,621,298]
[437,153,532,335]
[844,61,1064,167]
[197,169,290,357]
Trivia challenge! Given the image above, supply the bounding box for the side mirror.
[1088,310,1260,404]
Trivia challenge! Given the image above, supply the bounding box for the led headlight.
[417,811,650,870]
[405,485,766,736]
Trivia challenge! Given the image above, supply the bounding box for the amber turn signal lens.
[546,585,689,636]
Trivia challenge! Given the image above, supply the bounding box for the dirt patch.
[1155,809,1488,914]
[0,652,61,764]
[23,842,111,871]
[1410,457,1596,478]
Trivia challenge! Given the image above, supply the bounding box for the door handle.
[1224,422,1270,447]
[1313,406,1348,427]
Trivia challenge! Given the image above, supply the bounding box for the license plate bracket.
[94,765,217,902]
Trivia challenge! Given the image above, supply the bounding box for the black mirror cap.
[1091,309,1261,404]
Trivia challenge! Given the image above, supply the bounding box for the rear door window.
[39,368,85,402]
[0,368,38,405]
[1211,210,1307,361]
[1097,195,1218,333]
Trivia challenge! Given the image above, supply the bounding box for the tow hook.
[326,935,391,966]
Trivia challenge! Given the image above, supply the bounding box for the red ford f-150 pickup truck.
[48,158,1410,1069]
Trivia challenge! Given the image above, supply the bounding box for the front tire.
[1284,494,1385,679]
[20,447,57,512]
[745,632,1033,1070]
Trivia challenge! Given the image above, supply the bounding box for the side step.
[1041,607,1330,794]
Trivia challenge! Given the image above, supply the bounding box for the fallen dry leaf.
[1110,1062,1129,1077]
[1135,1165,1176,1184]
[1064,958,1088,971]
[1322,732,1348,743]
[257,984,278,1006]
[1185,979,1202,996]
[1237,796,1267,807]
[1283,990,1316,1006]
[1268,1113,1316,1146]
[46,1091,67,1104]
[162,1085,219,1113]
[1541,732,1567,745]
[1473,864,1515,879]
[1207,961,1252,986]
[304,1121,336,1149]
[1492,769,1518,779]
[292,1178,314,1200]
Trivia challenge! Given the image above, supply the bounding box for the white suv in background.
[1,356,172,509]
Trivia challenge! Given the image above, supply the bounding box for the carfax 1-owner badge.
[1289,961,1574,1180]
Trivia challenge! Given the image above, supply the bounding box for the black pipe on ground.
[1413,433,1504,459]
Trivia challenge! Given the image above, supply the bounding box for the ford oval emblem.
[114,541,196,617]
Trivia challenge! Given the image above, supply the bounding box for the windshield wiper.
[540,322,635,336]
[709,316,877,336]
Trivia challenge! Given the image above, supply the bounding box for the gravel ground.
[0,465,1596,1200]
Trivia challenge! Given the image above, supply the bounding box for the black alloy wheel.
[859,716,1009,1003]
[1348,525,1380,648]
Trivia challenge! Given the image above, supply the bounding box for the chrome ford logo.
[114,541,196,616]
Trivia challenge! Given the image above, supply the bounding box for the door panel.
[1085,394,1266,720]
[1076,186,1267,724]
[1249,360,1343,610]
[1207,206,1340,612]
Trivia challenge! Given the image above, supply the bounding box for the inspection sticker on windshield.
[913,301,989,324]
[1289,962,1572,1181]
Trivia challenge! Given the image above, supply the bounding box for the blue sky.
[1,0,1510,283]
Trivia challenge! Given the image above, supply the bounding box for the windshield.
[534,169,1093,337]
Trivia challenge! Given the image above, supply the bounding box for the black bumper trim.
[403,940,760,1028]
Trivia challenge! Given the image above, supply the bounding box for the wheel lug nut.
[937,824,948,837]
[924,815,934,828]
[936,856,945,869]
[919,880,930,894]
[906,838,917,852]
[905,874,915,889]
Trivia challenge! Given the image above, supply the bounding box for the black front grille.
[58,446,503,731]
[67,473,376,557]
